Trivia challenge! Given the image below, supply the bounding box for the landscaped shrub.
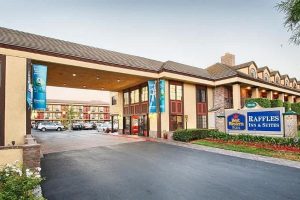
[283,102,291,112]
[291,102,300,114]
[270,99,284,108]
[173,129,300,147]
[0,162,44,200]
[245,98,271,108]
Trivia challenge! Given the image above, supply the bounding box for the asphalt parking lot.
[36,131,300,200]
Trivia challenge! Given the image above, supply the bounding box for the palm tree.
[277,0,300,45]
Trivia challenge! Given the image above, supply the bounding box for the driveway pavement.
[39,132,300,200]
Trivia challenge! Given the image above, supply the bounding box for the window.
[170,115,184,131]
[250,68,256,78]
[197,88,206,103]
[124,92,129,105]
[112,96,117,105]
[197,115,207,129]
[275,77,280,84]
[264,73,269,82]
[285,79,289,87]
[130,89,139,104]
[170,83,183,100]
[294,83,297,89]
[141,86,148,102]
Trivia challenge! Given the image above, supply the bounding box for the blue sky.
[0,0,299,100]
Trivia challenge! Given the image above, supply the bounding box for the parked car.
[82,122,94,130]
[97,123,111,133]
[38,122,64,132]
[72,123,82,130]
[31,121,36,128]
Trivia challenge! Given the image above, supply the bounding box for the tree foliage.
[277,0,300,45]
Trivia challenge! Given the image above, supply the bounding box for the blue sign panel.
[227,113,246,130]
[148,80,157,113]
[247,111,281,132]
[32,64,47,110]
[159,80,165,113]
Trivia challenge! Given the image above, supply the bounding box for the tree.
[277,0,300,45]
[62,105,78,130]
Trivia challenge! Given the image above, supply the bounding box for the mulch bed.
[201,138,300,153]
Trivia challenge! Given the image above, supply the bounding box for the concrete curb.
[108,134,300,169]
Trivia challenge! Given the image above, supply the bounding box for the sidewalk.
[109,133,300,169]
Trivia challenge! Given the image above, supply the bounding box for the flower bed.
[173,129,300,147]
[0,161,44,200]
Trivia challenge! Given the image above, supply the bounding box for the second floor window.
[141,86,148,102]
[130,89,140,104]
[276,77,280,84]
[264,73,269,82]
[250,68,256,78]
[197,88,206,103]
[112,96,117,105]
[124,92,129,105]
[285,80,289,86]
[170,84,183,101]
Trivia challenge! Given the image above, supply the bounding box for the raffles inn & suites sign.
[225,107,284,136]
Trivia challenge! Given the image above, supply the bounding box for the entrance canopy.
[33,61,153,91]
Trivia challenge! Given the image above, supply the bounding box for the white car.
[97,124,111,133]
[83,122,94,130]
[38,122,64,132]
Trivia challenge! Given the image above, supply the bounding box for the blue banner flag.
[32,64,47,110]
[148,80,157,113]
[159,80,165,112]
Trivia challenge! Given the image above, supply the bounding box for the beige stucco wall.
[5,56,27,146]
[207,87,214,110]
[161,80,169,132]
[238,67,248,74]
[184,83,196,129]
[0,149,23,167]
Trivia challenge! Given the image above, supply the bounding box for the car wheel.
[57,127,62,131]
[41,128,46,132]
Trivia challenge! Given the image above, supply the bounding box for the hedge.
[270,99,283,108]
[245,98,271,108]
[173,129,300,147]
[283,102,291,112]
[291,102,300,114]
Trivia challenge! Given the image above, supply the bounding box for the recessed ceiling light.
[72,73,76,77]
[96,77,100,80]
[246,86,251,90]
[101,87,104,90]
[63,83,67,86]
[117,79,121,82]
[83,86,86,88]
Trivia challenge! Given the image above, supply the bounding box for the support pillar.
[251,87,259,98]
[288,95,295,103]
[232,84,241,109]
[267,91,273,100]
[0,55,6,146]
[279,93,285,102]
[296,97,300,103]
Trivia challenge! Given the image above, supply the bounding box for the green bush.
[283,102,291,112]
[0,162,44,200]
[173,129,300,147]
[270,99,283,108]
[245,98,271,108]
[291,102,300,114]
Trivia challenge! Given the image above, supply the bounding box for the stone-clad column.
[288,95,295,103]
[284,112,298,138]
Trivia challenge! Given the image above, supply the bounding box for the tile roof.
[206,63,238,79]
[233,61,256,70]
[0,27,163,72]
[161,61,213,80]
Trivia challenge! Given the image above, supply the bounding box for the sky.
[0,0,299,101]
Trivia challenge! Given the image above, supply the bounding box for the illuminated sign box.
[225,107,284,136]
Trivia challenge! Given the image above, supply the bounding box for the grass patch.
[193,140,300,162]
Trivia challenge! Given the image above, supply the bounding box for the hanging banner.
[159,80,165,112]
[26,67,32,108]
[148,80,157,113]
[32,64,47,110]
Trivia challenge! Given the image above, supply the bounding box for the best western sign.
[225,107,284,136]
